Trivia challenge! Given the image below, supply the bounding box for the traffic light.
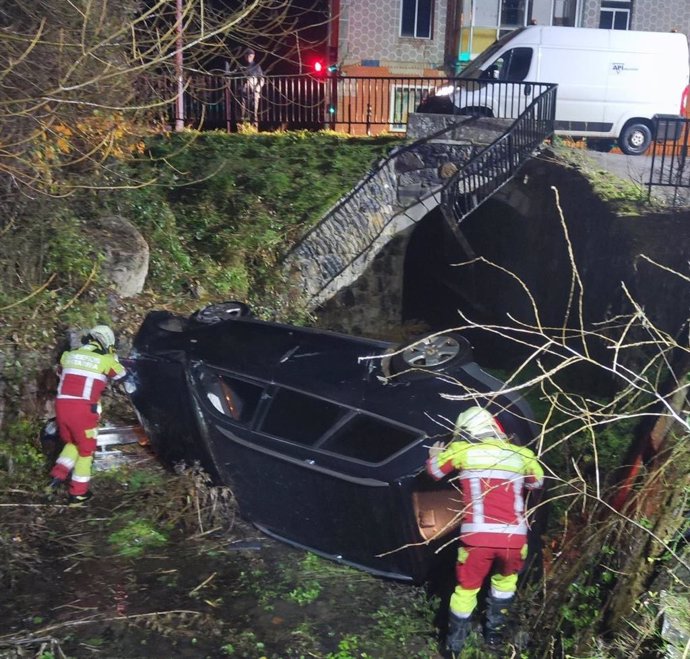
[309,59,338,77]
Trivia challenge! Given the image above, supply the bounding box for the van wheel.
[618,122,652,155]
[191,301,252,324]
[390,332,473,375]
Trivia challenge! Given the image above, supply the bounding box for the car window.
[501,48,532,80]
[318,415,420,463]
[201,372,264,423]
[260,388,345,446]
[491,47,532,81]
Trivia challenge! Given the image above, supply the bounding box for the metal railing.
[284,81,557,305]
[442,82,557,223]
[152,73,447,133]
[144,73,553,135]
[648,115,690,198]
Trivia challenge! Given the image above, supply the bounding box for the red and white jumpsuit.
[50,343,126,496]
[426,433,544,618]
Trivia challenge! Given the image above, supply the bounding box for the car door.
[487,46,535,118]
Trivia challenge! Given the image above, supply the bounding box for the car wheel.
[459,106,493,118]
[618,121,652,155]
[416,95,455,114]
[191,300,252,324]
[390,332,473,374]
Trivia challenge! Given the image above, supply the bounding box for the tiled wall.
[339,0,448,74]
[581,0,690,33]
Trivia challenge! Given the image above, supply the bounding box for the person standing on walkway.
[47,325,127,505]
[426,406,544,654]
[240,48,265,126]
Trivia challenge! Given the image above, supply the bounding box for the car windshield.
[459,28,527,80]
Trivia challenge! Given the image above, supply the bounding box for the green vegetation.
[548,143,652,214]
[1,125,688,659]
[107,517,169,557]
[121,131,400,306]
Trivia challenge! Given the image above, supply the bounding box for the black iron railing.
[441,82,557,223]
[156,73,447,133]
[648,115,690,198]
[145,73,554,135]
[284,81,557,305]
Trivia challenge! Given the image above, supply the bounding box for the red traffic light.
[313,60,324,74]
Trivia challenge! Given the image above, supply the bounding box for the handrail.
[283,81,557,305]
[442,83,557,223]
[142,72,553,134]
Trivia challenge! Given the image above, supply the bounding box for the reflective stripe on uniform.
[450,586,481,616]
[459,447,526,471]
[469,474,484,523]
[57,367,107,400]
[459,468,526,481]
[491,572,518,596]
[56,455,76,470]
[461,522,528,535]
[427,459,446,480]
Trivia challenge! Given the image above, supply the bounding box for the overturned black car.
[127,303,538,583]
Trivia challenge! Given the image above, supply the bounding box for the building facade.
[334,0,690,77]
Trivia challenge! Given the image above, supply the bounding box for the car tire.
[618,121,652,155]
[416,95,456,114]
[390,332,473,375]
[191,301,252,324]
[458,106,493,118]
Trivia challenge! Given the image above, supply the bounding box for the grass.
[548,141,653,214]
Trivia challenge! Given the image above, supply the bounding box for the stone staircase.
[283,114,534,309]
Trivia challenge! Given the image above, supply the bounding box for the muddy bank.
[0,446,442,659]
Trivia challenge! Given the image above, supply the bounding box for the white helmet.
[89,325,116,351]
[454,406,505,440]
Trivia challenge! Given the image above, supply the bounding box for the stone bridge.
[284,113,534,311]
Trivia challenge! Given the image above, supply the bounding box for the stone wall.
[312,153,690,366]
[283,113,515,309]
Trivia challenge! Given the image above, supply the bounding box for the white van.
[420,26,689,155]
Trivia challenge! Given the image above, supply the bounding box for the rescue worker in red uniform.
[47,325,127,505]
[426,406,544,654]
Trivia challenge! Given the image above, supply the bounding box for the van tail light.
[681,85,689,117]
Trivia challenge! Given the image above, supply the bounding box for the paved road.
[583,149,690,207]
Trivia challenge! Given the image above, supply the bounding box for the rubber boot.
[484,595,514,649]
[446,612,472,654]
